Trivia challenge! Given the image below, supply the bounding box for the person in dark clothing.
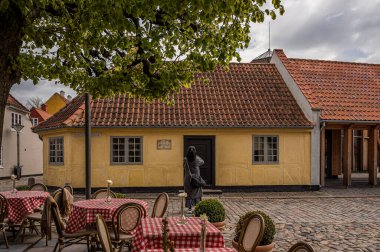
[184,146,205,212]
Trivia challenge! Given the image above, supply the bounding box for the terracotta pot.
[232,239,275,252]
[211,220,225,231]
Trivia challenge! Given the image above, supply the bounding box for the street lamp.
[13,123,24,179]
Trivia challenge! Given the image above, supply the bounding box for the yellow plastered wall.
[44,93,67,115]
[41,128,311,188]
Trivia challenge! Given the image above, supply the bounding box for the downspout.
[320,121,326,188]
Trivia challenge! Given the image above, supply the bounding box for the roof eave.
[33,124,314,133]
[321,119,380,125]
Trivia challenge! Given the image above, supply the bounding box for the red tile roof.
[275,49,380,122]
[33,64,312,132]
[7,94,28,112]
[30,107,52,122]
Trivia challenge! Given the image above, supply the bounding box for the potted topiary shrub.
[232,211,276,252]
[194,198,226,230]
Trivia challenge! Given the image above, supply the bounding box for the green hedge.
[234,210,276,246]
[16,185,30,191]
[194,198,225,223]
[115,192,126,198]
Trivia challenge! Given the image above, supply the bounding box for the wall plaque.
[157,139,172,150]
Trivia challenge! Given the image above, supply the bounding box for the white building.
[0,95,43,178]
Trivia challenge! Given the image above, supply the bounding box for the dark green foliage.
[16,185,30,191]
[234,210,276,246]
[194,198,225,223]
[115,192,126,198]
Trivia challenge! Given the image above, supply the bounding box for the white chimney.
[60,90,65,97]
[67,95,72,101]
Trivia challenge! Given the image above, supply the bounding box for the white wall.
[0,106,43,178]
[271,53,321,186]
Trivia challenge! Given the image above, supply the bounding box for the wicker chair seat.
[109,230,133,241]
[62,227,97,238]
[27,212,42,220]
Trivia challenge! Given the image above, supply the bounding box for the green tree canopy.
[0,0,284,144]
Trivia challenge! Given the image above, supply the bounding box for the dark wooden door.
[184,136,215,186]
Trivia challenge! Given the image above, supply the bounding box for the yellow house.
[43,91,71,115]
[33,64,315,190]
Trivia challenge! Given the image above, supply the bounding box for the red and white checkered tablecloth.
[0,191,49,224]
[65,198,148,233]
[132,217,225,252]
[143,249,236,252]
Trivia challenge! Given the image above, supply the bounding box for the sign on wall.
[157,139,172,150]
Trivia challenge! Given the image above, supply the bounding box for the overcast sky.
[10,0,380,106]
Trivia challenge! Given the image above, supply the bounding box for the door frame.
[184,135,216,186]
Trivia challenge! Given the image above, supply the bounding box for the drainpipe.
[320,121,326,188]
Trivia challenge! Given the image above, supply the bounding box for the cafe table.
[132,217,225,252]
[65,198,148,233]
[0,190,49,223]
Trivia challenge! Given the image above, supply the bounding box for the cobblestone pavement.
[1,176,380,251]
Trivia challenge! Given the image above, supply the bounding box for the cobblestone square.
[1,177,380,251]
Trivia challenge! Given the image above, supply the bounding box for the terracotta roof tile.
[33,64,312,131]
[7,94,28,112]
[32,108,52,121]
[275,49,380,121]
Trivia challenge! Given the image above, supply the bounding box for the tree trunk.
[0,3,24,147]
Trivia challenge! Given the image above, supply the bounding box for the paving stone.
[1,176,380,251]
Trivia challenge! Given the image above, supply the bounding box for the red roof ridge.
[63,102,85,126]
[287,57,380,66]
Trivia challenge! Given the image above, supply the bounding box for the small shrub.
[115,192,126,198]
[16,185,30,191]
[234,210,276,246]
[194,198,225,223]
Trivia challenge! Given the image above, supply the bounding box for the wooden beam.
[362,130,368,172]
[325,124,371,130]
[331,130,342,176]
[343,126,353,187]
[368,126,380,186]
[320,127,326,186]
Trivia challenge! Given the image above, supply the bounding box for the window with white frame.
[253,136,279,163]
[111,137,142,164]
[11,112,22,127]
[0,146,3,167]
[49,137,64,164]
[31,118,39,126]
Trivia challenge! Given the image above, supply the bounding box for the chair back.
[96,214,114,252]
[111,203,142,240]
[0,194,8,223]
[50,200,66,239]
[41,195,54,239]
[30,183,47,192]
[287,241,315,252]
[237,214,265,252]
[93,189,116,199]
[151,193,169,218]
[63,185,73,195]
[135,203,147,218]
[52,189,66,216]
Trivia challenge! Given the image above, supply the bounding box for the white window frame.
[31,118,39,126]
[11,112,22,128]
[49,137,64,165]
[252,135,279,164]
[110,136,143,165]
